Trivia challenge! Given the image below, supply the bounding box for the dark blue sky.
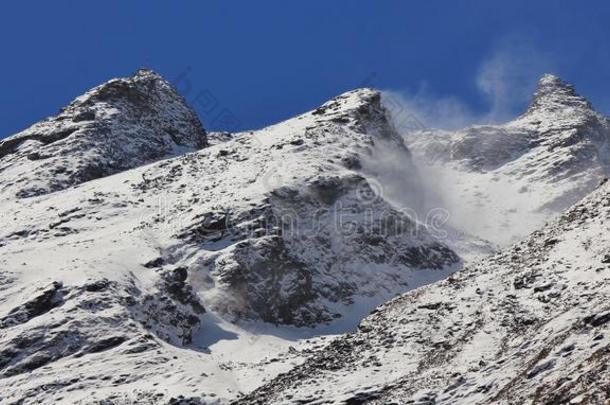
[2,1,610,136]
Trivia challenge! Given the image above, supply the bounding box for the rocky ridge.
[0,74,458,404]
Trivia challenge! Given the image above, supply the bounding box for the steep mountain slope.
[0,76,458,404]
[0,69,207,201]
[405,74,610,246]
[238,180,610,405]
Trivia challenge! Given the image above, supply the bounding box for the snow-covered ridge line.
[0,76,461,404]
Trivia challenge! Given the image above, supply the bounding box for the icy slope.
[0,69,206,201]
[239,180,610,405]
[405,74,610,246]
[0,82,458,404]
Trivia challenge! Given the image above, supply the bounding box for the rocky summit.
[0,69,206,200]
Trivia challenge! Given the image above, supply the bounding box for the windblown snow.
[404,74,610,247]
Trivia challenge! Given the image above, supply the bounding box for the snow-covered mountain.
[405,74,610,246]
[238,177,610,405]
[0,69,608,404]
[0,71,459,404]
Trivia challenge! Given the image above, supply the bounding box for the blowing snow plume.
[383,37,556,131]
[378,40,610,253]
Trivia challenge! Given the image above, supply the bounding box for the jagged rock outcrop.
[207,131,236,145]
[509,74,610,181]
[0,69,207,200]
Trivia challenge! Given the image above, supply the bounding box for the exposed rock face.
[237,181,610,405]
[148,87,459,327]
[411,74,609,175]
[0,275,203,402]
[188,172,458,327]
[0,69,207,200]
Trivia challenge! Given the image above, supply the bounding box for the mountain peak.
[534,73,578,99]
[310,88,398,139]
[525,73,592,115]
[537,73,569,88]
[67,69,200,120]
[0,69,207,199]
[313,88,381,115]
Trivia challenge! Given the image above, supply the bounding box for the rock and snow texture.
[0,74,458,404]
[238,180,610,405]
[405,74,610,246]
[0,69,207,201]
[1,69,609,404]
[170,89,459,327]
